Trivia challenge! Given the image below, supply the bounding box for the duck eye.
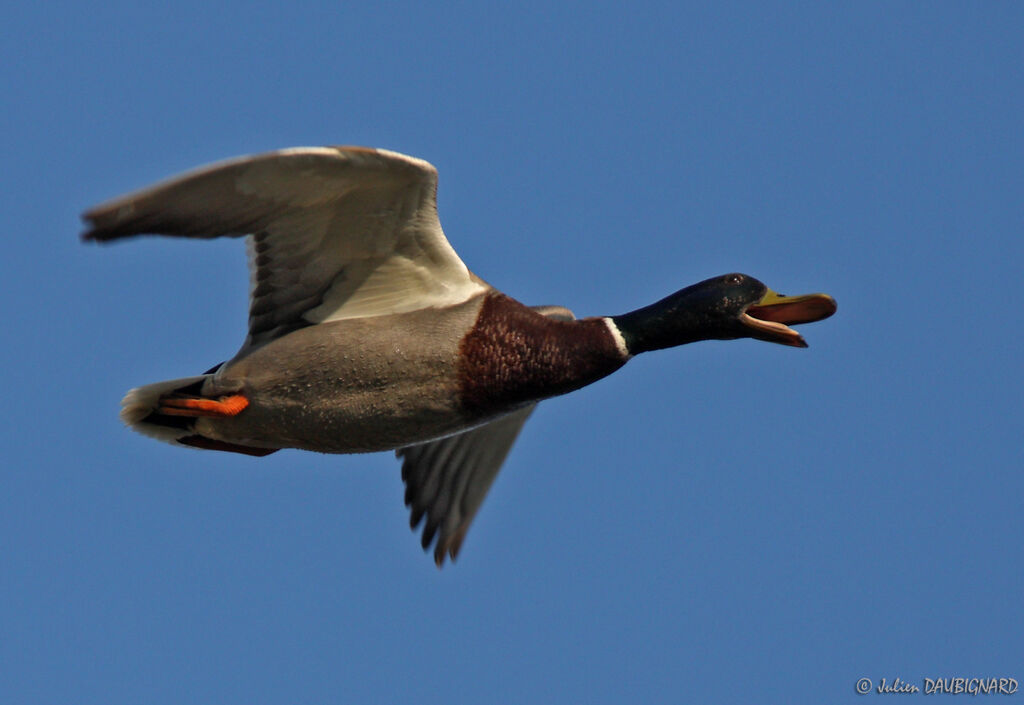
[726,274,743,285]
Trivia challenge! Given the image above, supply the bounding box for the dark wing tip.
[79,211,103,242]
[80,225,108,243]
[79,203,139,243]
[436,527,468,567]
[397,445,457,568]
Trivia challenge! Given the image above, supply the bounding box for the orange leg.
[158,394,250,418]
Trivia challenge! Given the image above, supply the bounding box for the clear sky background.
[3,2,1022,703]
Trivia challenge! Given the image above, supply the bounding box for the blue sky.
[3,2,1022,703]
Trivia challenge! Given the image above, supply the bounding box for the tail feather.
[119,375,279,457]
[121,375,210,444]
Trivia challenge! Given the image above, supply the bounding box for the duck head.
[610,273,837,355]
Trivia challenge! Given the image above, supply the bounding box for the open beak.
[741,289,837,348]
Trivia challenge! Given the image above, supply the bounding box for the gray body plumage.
[201,297,487,453]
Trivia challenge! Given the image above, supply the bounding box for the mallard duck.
[82,146,836,565]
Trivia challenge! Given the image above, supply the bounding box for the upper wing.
[82,147,486,348]
[397,305,576,567]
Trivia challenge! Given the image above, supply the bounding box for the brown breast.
[457,293,626,414]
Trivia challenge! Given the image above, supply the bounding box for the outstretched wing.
[398,406,535,567]
[82,147,486,348]
[397,305,576,566]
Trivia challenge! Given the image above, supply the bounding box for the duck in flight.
[82,146,837,566]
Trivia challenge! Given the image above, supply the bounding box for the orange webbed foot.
[157,394,249,418]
